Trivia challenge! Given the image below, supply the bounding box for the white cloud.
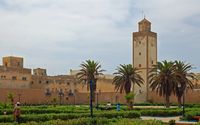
[0,0,199,75]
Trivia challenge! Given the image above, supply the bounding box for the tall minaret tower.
[132,18,157,102]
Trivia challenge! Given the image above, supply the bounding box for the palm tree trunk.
[165,95,170,108]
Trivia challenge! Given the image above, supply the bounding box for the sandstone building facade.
[0,56,32,89]
[0,56,125,104]
[0,18,200,104]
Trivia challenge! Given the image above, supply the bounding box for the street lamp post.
[178,84,185,117]
[58,89,64,105]
[90,80,93,117]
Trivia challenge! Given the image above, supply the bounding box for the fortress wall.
[1,88,200,105]
[0,88,126,105]
[149,89,200,104]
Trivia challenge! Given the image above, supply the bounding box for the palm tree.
[113,64,144,109]
[76,60,104,101]
[174,61,196,107]
[149,61,177,108]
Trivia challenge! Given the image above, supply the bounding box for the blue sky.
[0,0,199,75]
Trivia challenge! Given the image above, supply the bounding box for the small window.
[12,76,17,80]
[18,62,20,66]
[139,64,141,67]
[31,81,34,84]
[67,82,70,85]
[139,52,141,55]
[151,60,154,64]
[22,77,27,81]
[46,81,49,84]
[39,81,42,84]
[139,41,141,44]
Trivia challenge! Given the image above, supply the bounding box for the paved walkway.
[141,116,197,124]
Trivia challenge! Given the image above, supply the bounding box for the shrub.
[169,120,176,125]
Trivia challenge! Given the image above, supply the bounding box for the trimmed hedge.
[0,106,89,115]
[0,118,164,125]
[140,109,182,116]
[111,119,164,125]
[183,110,200,121]
[0,111,140,123]
[0,106,183,116]
[2,104,200,123]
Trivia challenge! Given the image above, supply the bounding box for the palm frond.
[113,64,144,94]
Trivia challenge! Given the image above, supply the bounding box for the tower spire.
[142,10,146,19]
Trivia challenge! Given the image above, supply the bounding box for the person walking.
[13,102,21,123]
[116,103,120,111]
